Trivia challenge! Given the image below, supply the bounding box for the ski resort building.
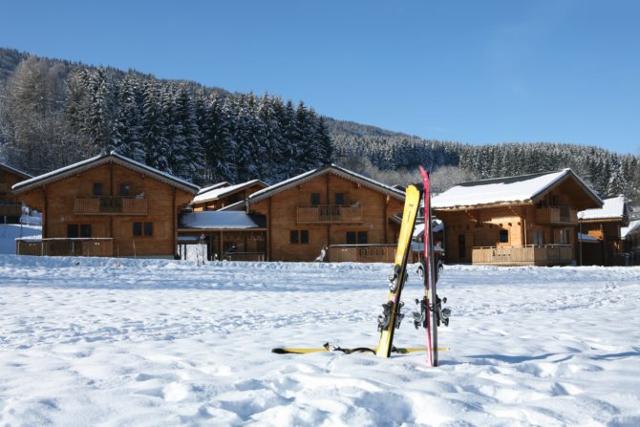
[432,169,602,266]
[12,152,198,258]
[577,195,630,266]
[0,162,31,223]
[177,165,406,262]
[190,179,267,212]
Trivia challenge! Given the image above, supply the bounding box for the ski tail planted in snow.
[375,184,422,358]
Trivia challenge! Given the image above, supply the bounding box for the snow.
[179,211,265,229]
[0,224,41,254]
[433,169,576,209]
[1,255,639,425]
[191,180,264,205]
[578,195,626,221]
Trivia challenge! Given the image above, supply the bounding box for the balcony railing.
[297,205,363,224]
[328,244,396,263]
[536,206,577,225]
[74,197,148,215]
[472,244,573,266]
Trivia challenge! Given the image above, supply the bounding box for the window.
[119,183,131,197]
[144,222,153,237]
[346,231,357,244]
[92,183,103,196]
[310,193,321,206]
[80,224,92,238]
[290,230,309,244]
[357,231,368,244]
[335,193,345,205]
[499,229,509,243]
[346,231,367,244]
[67,224,79,238]
[133,222,153,237]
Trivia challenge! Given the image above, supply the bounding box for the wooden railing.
[536,206,577,225]
[16,238,114,257]
[0,203,22,217]
[328,244,396,263]
[297,205,363,224]
[472,244,573,266]
[74,197,148,215]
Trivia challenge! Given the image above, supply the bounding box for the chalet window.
[92,183,103,197]
[290,230,309,244]
[80,224,92,238]
[346,231,357,244]
[310,193,321,206]
[67,224,79,238]
[119,183,131,197]
[335,193,345,206]
[357,231,368,244]
[133,222,153,237]
[499,229,509,243]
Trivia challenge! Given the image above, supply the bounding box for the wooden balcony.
[16,238,114,257]
[0,203,22,217]
[328,244,396,263]
[472,244,573,266]
[297,205,363,224]
[74,197,148,215]
[536,206,577,225]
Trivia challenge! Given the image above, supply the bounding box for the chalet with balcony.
[622,219,640,265]
[237,165,406,262]
[191,179,267,211]
[432,169,602,266]
[12,152,198,257]
[0,162,31,223]
[578,195,630,265]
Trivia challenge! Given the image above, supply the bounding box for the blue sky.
[1,0,639,154]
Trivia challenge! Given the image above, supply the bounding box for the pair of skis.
[272,167,447,366]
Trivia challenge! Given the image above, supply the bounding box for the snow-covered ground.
[0,256,639,426]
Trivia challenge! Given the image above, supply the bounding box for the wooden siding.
[1,167,28,222]
[249,172,403,262]
[472,245,573,266]
[14,162,193,257]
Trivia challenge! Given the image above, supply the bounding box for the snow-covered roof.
[432,169,602,210]
[578,195,627,222]
[0,162,31,179]
[197,181,230,194]
[179,211,266,230]
[413,220,444,238]
[249,164,405,204]
[578,232,600,243]
[192,179,267,205]
[621,220,640,239]
[12,152,199,194]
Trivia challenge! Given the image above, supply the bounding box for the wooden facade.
[246,166,405,262]
[578,197,630,266]
[12,153,197,258]
[0,163,31,222]
[434,170,602,266]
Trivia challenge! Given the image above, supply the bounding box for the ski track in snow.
[0,255,639,426]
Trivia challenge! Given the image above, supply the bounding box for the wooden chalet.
[0,162,31,223]
[12,152,198,257]
[577,196,630,265]
[191,179,267,211]
[622,219,640,265]
[192,165,404,262]
[432,169,602,266]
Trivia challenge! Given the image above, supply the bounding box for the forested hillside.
[1,47,638,202]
